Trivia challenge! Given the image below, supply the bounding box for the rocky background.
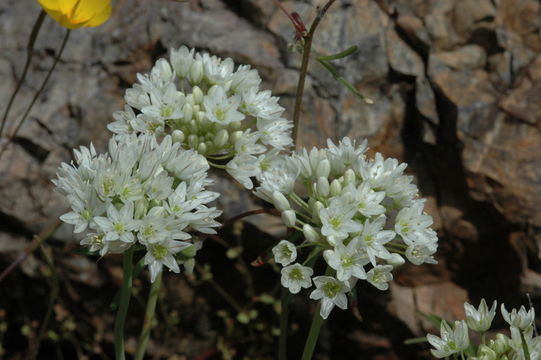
[1,0,540,359]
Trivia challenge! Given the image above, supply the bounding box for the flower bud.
[197,142,207,154]
[223,80,232,92]
[188,60,203,85]
[491,334,509,354]
[330,179,342,196]
[188,134,199,148]
[172,129,185,143]
[344,169,356,185]
[192,86,204,104]
[180,244,197,258]
[196,111,206,122]
[281,210,297,228]
[316,177,330,197]
[476,345,497,360]
[229,121,242,130]
[214,129,229,148]
[387,253,405,266]
[182,103,193,121]
[185,94,195,107]
[311,201,324,216]
[272,191,291,212]
[316,159,330,178]
[302,224,320,243]
[231,130,243,144]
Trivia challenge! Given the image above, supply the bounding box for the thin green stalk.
[134,272,162,360]
[0,10,46,139]
[278,287,291,360]
[114,246,135,360]
[301,303,325,360]
[520,331,532,360]
[291,0,337,147]
[3,29,71,152]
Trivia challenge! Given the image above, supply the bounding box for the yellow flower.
[36,0,112,29]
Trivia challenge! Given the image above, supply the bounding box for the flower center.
[281,245,292,258]
[81,209,93,221]
[329,217,342,230]
[322,281,341,298]
[341,255,354,268]
[150,245,168,260]
[161,106,174,118]
[113,222,125,233]
[289,268,304,280]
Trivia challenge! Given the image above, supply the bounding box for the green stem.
[134,272,162,360]
[278,287,291,360]
[291,0,337,147]
[301,303,325,360]
[0,10,46,139]
[6,29,71,143]
[114,247,135,360]
[520,331,532,360]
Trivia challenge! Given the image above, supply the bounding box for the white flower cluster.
[427,299,538,360]
[108,46,293,189]
[53,134,221,282]
[264,137,438,319]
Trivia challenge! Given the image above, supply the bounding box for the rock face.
[1,0,540,359]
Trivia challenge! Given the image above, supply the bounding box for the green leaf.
[404,336,428,345]
[416,310,446,328]
[316,45,358,61]
[316,59,374,104]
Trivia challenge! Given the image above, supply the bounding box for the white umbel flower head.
[53,134,221,282]
[108,46,293,189]
[464,299,497,333]
[251,136,439,319]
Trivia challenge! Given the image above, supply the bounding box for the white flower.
[464,299,497,333]
[170,46,194,79]
[281,264,313,294]
[326,137,367,174]
[323,237,368,282]
[203,86,245,125]
[272,240,297,266]
[319,197,362,241]
[141,83,184,121]
[405,243,437,265]
[501,304,535,331]
[356,215,395,266]
[93,202,140,243]
[59,190,106,233]
[144,239,191,282]
[395,200,434,244]
[309,276,350,319]
[345,182,386,217]
[366,265,393,290]
[427,320,470,358]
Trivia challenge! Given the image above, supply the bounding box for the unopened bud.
[172,129,185,143]
[188,60,203,85]
[387,253,405,266]
[282,210,296,228]
[316,159,330,178]
[316,177,330,198]
[192,86,204,104]
[344,169,356,185]
[214,129,229,148]
[272,191,291,212]
[197,142,207,154]
[311,201,324,217]
[231,130,243,143]
[188,134,198,148]
[330,179,342,196]
[302,224,320,243]
[183,103,193,121]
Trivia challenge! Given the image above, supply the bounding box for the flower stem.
[114,246,135,360]
[301,302,325,360]
[291,0,337,147]
[0,10,46,139]
[278,287,291,360]
[134,271,162,360]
